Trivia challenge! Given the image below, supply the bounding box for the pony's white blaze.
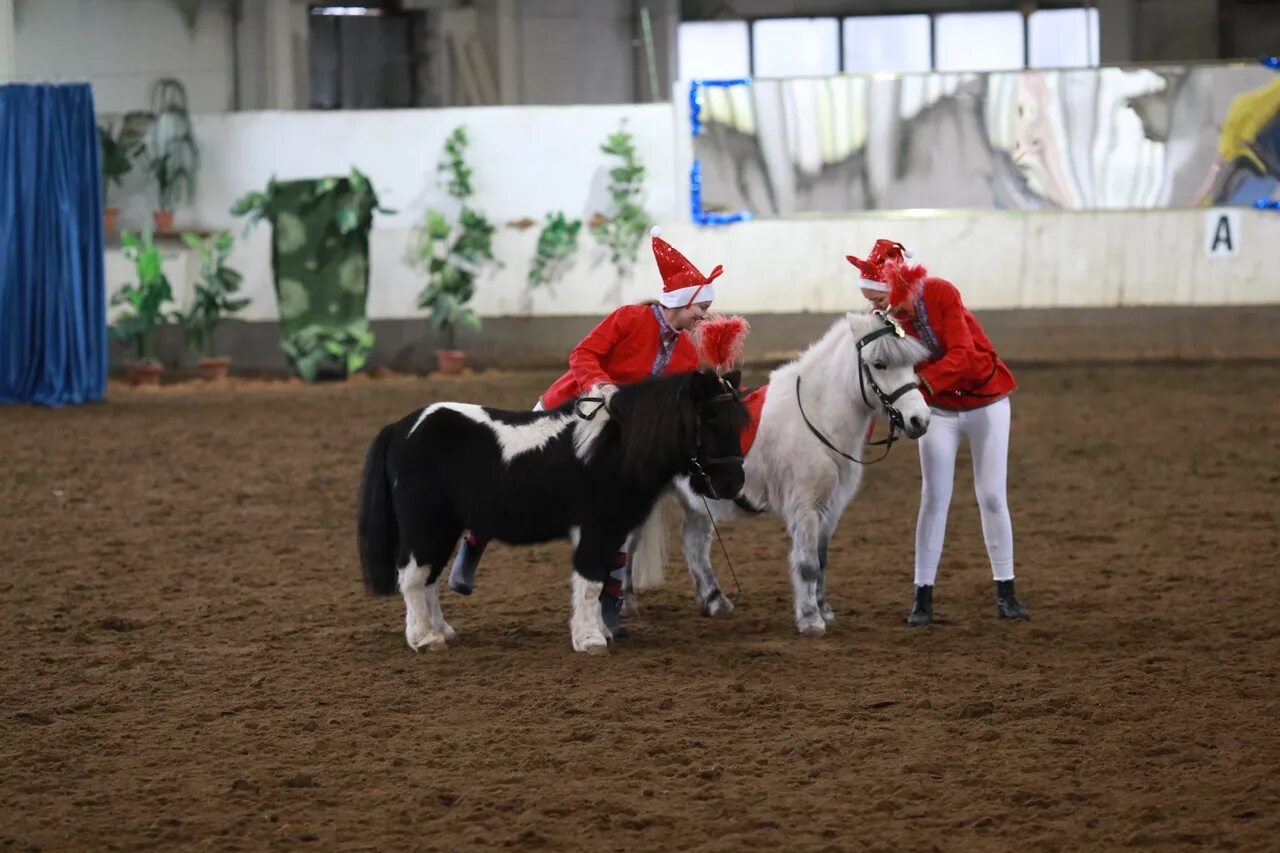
[409,403,575,462]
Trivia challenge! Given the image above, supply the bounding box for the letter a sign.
[1205,209,1241,259]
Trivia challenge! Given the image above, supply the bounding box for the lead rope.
[700,494,743,603]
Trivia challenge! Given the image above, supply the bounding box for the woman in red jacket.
[848,239,1029,627]
[447,228,723,636]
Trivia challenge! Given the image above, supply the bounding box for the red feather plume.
[886,260,928,309]
[695,313,751,372]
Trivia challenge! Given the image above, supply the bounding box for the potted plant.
[143,78,198,233]
[111,228,175,386]
[178,230,250,381]
[97,114,146,235]
[410,126,498,375]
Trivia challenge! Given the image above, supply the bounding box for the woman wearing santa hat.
[447,227,724,636]
[847,239,1029,626]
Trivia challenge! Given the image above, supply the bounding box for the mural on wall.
[690,62,1280,218]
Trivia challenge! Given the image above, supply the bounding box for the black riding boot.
[447,533,487,596]
[600,551,630,639]
[995,579,1029,620]
[906,585,933,627]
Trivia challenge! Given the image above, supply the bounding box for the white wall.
[108,103,679,232]
[13,0,234,113]
[107,206,1280,329]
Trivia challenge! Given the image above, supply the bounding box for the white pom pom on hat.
[650,226,662,238]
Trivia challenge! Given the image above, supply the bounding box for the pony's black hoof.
[906,585,933,627]
[447,578,473,596]
[610,625,631,640]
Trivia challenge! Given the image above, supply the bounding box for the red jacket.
[895,277,1016,411]
[540,304,700,409]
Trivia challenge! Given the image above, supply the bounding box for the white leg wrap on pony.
[400,558,449,651]
[569,572,609,654]
[915,398,1014,586]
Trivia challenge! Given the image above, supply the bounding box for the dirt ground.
[2,362,1278,852]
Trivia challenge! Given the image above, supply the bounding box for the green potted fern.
[97,115,146,235]
[410,126,498,375]
[111,228,175,386]
[178,231,250,381]
[144,78,198,233]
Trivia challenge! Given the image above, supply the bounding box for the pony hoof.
[703,593,735,618]
[572,631,610,654]
[820,604,836,624]
[406,629,449,652]
[620,593,640,618]
[442,624,458,643]
[796,617,827,638]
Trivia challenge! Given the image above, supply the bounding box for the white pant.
[914,397,1014,586]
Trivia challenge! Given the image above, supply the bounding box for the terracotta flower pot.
[129,362,163,387]
[103,206,120,235]
[197,356,231,382]
[435,349,466,376]
[152,209,175,233]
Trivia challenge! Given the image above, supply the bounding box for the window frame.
[678,4,1101,80]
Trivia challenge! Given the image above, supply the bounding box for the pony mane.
[852,313,931,367]
[608,371,749,485]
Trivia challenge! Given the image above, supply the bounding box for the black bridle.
[685,381,745,500]
[796,312,920,466]
[575,379,745,500]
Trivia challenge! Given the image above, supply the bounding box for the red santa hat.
[651,227,723,308]
[845,239,914,293]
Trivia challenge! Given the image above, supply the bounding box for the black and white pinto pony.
[357,368,749,654]
[629,312,932,637]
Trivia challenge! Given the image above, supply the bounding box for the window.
[842,15,932,75]
[678,21,750,81]
[309,5,433,108]
[752,18,840,78]
[934,11,1024,72]
[1028,8,1100,68]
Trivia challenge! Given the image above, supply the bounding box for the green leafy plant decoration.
[110,228,175,364]
[97,114,148,203]
[177,231,250,358]
[528,212,582,289]
[591,125,651,279]
[230,170,392,243]
[411,126,499,351]
[144,78,199,212]
[231,169,391,381]
[281,320,375,383]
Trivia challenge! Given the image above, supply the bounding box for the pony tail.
[629,492,669,590]
[357,424,400,595]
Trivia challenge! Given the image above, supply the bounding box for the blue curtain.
[0,83,107,406]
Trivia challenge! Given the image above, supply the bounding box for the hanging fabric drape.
[0,82,107,406]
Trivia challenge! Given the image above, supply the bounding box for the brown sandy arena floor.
[2,363,1278,851]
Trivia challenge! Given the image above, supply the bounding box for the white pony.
[628,310,931,636]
